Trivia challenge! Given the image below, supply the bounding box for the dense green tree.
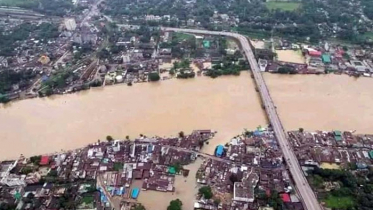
[199,186,213,199]
[106,135,114,142]
[167,199,182,210]
[148,72,160,81]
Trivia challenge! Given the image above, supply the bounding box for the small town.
[0,127,298,210]
[2,0,373,210]
[3,127,373,210]
[1,0,373,104]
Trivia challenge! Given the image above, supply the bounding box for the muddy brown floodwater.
[0,71,266,160]
[137,158,203,210]
[264,73,373,133]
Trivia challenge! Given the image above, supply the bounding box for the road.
[97,174,121,209]
[163,27,322,210]
[80,0,104,28]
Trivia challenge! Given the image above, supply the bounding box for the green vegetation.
[29,155,41,165]
[173,60,191,69]
[0,69,37,95]
[324,195,354,209]
[0,0,73,16]
[176,71,195,79]
[173,33,194,43]
[277,66,297,74]
[178,131,185,138]
[148,72,160,82]
[167,199,182,210]
[0,0,37,7]
[206,53,248,78]
[362,32,373,40]
[48,170,58,177]
[199,186,213,199]
[103,0,373,44]
[39,70,77,96]
[256,189,283,209]
[307,168,373,209]
[37,23,59,41]
[81,195,94,205]
[265,2,301,11]
[106,135,114,142]
[20,166,34,175]
[131,204,146,210]
[0,22,59,57]
[170,60,196,79]
[113,162,123,171]
[160,32,196,58]
[171,162,183,173]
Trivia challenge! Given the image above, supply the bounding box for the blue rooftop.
[215,145,224,157]
[131,188,140,199]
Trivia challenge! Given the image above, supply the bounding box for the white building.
[65,18,77,31]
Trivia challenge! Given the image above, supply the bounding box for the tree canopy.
[167,199,182,210]
[148,72,160,82]
[199,186,213,199]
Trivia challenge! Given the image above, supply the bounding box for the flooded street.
[137,158,203,210]
[0,72,266,160]
[264,73,373,133]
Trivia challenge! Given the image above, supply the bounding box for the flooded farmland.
[0,71,266,160]
[264,73,373,133]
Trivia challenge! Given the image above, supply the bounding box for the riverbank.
[0,71,266,160]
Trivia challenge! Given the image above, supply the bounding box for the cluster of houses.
[0,127,312,210]
[194,127,305,210]
[0,130,214,209]
[288,130,373,171]
[256,39,373,77]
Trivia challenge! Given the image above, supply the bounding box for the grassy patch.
[173,32,194,42]
[265,2,301,11]
[324,196,354,209]
[0,0,37,7]
[231,27,271,39]
[82,196,94,204]
[113,162,123,171]
[362,32,373,40]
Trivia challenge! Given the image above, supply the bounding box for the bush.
[106,135,114,142]
[148,72,160,81]
[167,199,182,210]
[199,186,213,199]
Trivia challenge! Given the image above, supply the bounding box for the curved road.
[163,27,321,210]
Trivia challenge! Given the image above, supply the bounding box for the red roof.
[281,193,291,202]
[309,50,322,57]
[40,156,49,165]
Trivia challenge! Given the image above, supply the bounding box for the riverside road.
[163,27,322,210]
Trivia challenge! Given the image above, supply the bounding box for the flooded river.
[2,71,373,209]
[264,73,373,133]
[0,72,266,160]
